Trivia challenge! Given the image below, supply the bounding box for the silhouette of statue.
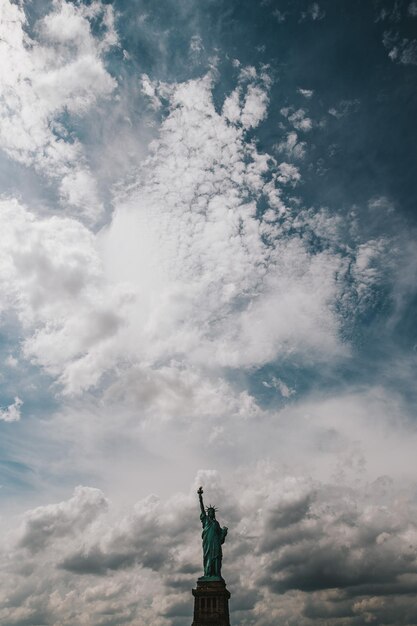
[197,486,228,579]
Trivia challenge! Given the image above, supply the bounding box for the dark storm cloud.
[59,493,195,576]
[3,469,417,625]
[161,597,191,618]
[265,491,314,529]
[50,476,417,624]
[59,546,137,575]
[303,591,417,625]
[303,593,355,620]
[175,561,200,575]
[256,482,417,600]
[164,576,194,591]
[59,534,168,575]
[19,486,107,553]
[229,588,260,612]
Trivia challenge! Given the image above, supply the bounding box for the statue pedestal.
[191,579,231,626]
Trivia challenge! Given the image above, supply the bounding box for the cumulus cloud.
[222,66,270,128]
[0,197,132,394]
[240,83,270,128]
[5,354,18,368]
[0,0,118,221]
[141,73,172,110]
[256,478,417,625]
[2,460,417,626]
[100,72,374,378]
[0,396,23,422]
[275,131,307,159]
[19,486,108,552]
[276,162,301,185]
[283,108,313,132]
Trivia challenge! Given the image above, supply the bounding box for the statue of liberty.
[197,486,228,580]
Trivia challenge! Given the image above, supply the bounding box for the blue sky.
[1,1,417,624]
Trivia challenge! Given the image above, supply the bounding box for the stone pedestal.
[191,579,231,626]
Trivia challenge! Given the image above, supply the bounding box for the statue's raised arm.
[197,486,205,518]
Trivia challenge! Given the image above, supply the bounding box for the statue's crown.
[206,504,218,512]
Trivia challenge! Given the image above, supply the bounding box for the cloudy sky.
[1,0,417,624]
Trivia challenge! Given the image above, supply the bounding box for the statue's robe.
[200,512,227,577]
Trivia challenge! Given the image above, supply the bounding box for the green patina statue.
[197,486,228,580]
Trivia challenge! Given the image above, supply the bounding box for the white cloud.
[263,377,295,398]
[141,73,164,110]
[390,39,417,65]
[351,239,390,305]
[222,88,242,123]
[0,197,132,395]
[383,31,417,66]
[309,2,325,20]
[190,35,204,55]
[281,107,313,131]
[58,167,102,217]
[222,68,270,128]
[0,71,402,557]
[368,195,395,213]
[100,74,358,376]
[0,0,118,221]
[211,246,346,368]
[276,162,301,185]
[19,485,108,552]
[298,88,314,99]
[5,355,18,368]
[273,9,287,23]
[0,68,405,568]
[288,108,313,132]
[0,396,23,422]
[276,131,307,159]
[409,1,417,17]
[301,3,326,21]
[238,65,258,81]
[241,83,269,128]
[328,99,360,119]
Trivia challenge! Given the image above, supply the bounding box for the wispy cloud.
[301,3,326,21]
